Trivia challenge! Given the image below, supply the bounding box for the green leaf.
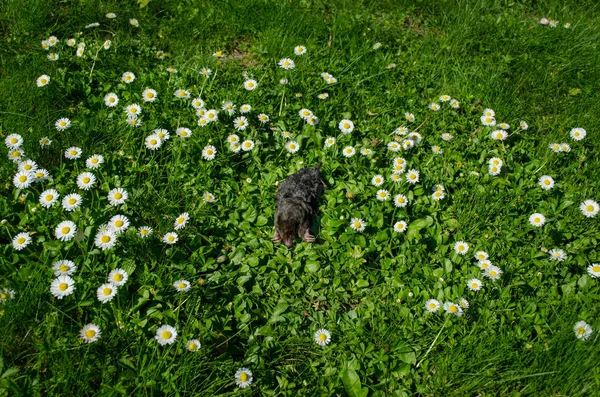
[256,215,268,226]
[340,367,368,397]
[305,262,320,273]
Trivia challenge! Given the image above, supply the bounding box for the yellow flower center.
[19,175,27,182]
[115,220,123,227]
[178,283,186,289]
[81,177,90,184]
[141,229,148,235]
[577,328,585,335]
[61,227,71,234]
[319,333,327,341]
[0,294,6,299]
[206,149,213,155]
[162,331,172,339]
[92,158,99,163]
[240,373,248,382]
[126,76,131,81]
[17,237,25,244]
[343,123,350,129]
[68,198,77,205]
[168,236,175,242]
[177,218,184,224]
[534,218,540,223]
[353,222,361,228]
[59,283,68,291]
[289,144,296,149]
[449,305,458,313]
[85,329,96,338]
[103,287,112,296]
[70,150,76,155]
[458,245,464,251]
[471,283,478,289]
[429,303,436,309]
[586,205,594,212]
[114,193,122,200]
[490,271,497,277]
[113,273,123,281]
[150,139,157,145]
[593,266,600,272]
[544,180,550,185]
[147,92,154,98]
[60,265,69,272]
[189,343,197,350]
[205,195,212,201]
[101,235,110,243]
[46,194,54,201]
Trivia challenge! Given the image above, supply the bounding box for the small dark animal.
[273,163,327,247]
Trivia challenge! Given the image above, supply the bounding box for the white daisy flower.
[488,165,502,176]
[258,113,269,124]
[483,108,495,117]
[173,280,191,292]
[478,259,492,271]
[574,321,593,341]
[108,268,128,287]
[47,53,59,61]
[200,67,212,78]
[227,134,240,145]
[425,299,440,312]
[154,129,170,141]
[235,368,253,388]
[338,119,354,134]
[222,100,236,115]
[393,221,408,233]
[314,329,331,346]
[324,137,336,148]
[12,232,31,251]
[55,221,76,241]
[40,189,59,208]
[538,175,555,190]
[155,325,177,345]
[349,218,366,232]
[33,168,49,183]
[80,324,101,343]
[405,112,415,122]
[299,109,313,119]
[480,115,496,126]
[64,147,82,160]
[205,109,219,122]
[36,74,50,87]
[103,40,111,50]
[580,200,599,218]
[107,188,128,206]
[439,95,451,102]
[163,232,178,245]
[233,116,248,131]
[109,215,130,234]
[587,264,600,278]
[432,190,445,201]
[97,283,117,303]
[240,104,252,113]
[454,241,469,255]
[197,117,209,127]
[450,99,460,108]
[529,213,546,227]
[13,171,33,189]
[186,339,201,352]
[141,88,157,102]
[104,93,119,107]
[294,45,307,55]
[390,174,403,183]
[5,134,23,149]
[138,226,153,238]
[371,175,384,187]
[241,140,255,151]
[105,12,116,18]
[145,134,162,150]
[443,301,463,316]
[491,130,508,141]
[191,98,205,109]
[474,251,488,261]
[174,213,189,230]
[360,148,372,156]
[342,146,356,158]
[406,169,419,184]
[95,229,117,250]
[202,145,217,160]
[203,192,215,203]
[56,118,71,131]
[485,265,503,280]
[129,18,139,27]
[174,89,190,99]
[393,194,408,208]
[175,127,192,138]
[498,123,510,130]
[61,193,83,212]
[76,172,96,190]
[467,278,483,291]
[489,157,503,167]
[306,115,319,125]
[244,79,258,91]
[278,58,295,69]
[53,259,76,276]
[285,141,300,154]
[429,103,440,111]
[519,120,528,130]
[122,72,135,83]
[459,298,470,309]
[66,38,76,47]
[50,275,75,299]
[376,189,390,201]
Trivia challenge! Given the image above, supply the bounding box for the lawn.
[1,0,599,395]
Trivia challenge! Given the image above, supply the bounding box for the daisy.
[372,175,384,187]
[372,42,382,50]
[5,133,23,148]
[395,126,409,135]
[108,268,128,287]
[474,251,488,261]
[360,148,372,156]
[587,264,600,278]
[480,115,496,126]
[488,165,502,176]
[233,116,248,131]
[294,45,307,55]
[540,18,549,25]
[549,143,561,153]
[186,339,201,352]
[498,123,510,130]
[106,12,116,18]
[429,103,440,111]
[52,260,76,276]
[478,259,492,271]
[173,280,191,292]
[109,215,130,234]
[140,88,157,102]
[393,221,408,233]
[94,229,117,250]
[40,189,59,208]
[12,232,31,251]
[439,95,451,102]
[580,200,599,217]
[454,241,469,255]
[129,18,139,27]
[122,72,135,83]
[166,67,178,73]
[155,129,171,140]
[47,53,59,61]
[519,120,528,130]
[574,321,592,341]
[145,134,162,150]
[338,120,354,134]
[174,213,189,230]
[39,137,52,147]
[163,232,178,245]
[65,147,82,160]
[235,368,253,388]
[176,127,192,138]
[80,324,101,343]
[408,132,422,144]
[222,101,236,115]
[560,143,571,152]
[36,74,50,87]
[281,131,293,139]
[342,146,356,158]
[202,145,217,160]
[155,325,178,346]
[191,98,205,109]
[205,109,219,122]
[240,104,252,113]
[489,158,503,167]
[66,38,76,47]
[13,171,33,189]
[103,40,111,50]
[241,140,255,151]
[485,266,503,280]
[213,50,225,58]
[324,137,336,148]
[432,190,445,201]
[549,20,558,28]
[314,329,331,346]
[227,134,240,145]
[50,275,75,299]
[390,174,403,183]
[406,169,419,184]
[61,193,83,212]
[405,112,415,122]
[467,278,483,291]
[56,118,71,131]
[306,115,319,125]
[244,79,258,91]
[138,226,153,238]
[529,213,546,227]
[349,218,366,232]
[564,23,571,28]
[450,99,460,108]
[443,302,463,316]
[8,149,24,162]
[394,157,407,166]
[33,168,49,183]
[55,221,76,241]
[200,67,212,77]
[258,113,269,124]
[402,140,415,150]
[376,189,390,201]
[97,283,117,303]
[0,288,15,303]
[394,194,408,208]
[174,89,190,99]
[101,93,119,110]
[318,93,329,100]
[278,58,295,69]
[538,175,554,190]
[425,299,440,312]
[491,130,508,141]
[48,35,58,46]
[285,141,300,154]
[483,108,495,117]
[459,298,470,309]
[203,192,215,203]
[107,188,128,206]
[76,172,96,190]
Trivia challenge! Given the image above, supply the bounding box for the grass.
[1,0,600,395]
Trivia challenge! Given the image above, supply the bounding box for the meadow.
[1,0,600,395]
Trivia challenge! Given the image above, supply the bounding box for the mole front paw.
[303,230,316,243]
[272,231,281,243]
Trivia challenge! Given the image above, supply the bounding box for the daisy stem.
[88,46,102,83]
[416,319,446,368]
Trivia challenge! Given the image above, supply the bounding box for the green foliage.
[1,0,600,395]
